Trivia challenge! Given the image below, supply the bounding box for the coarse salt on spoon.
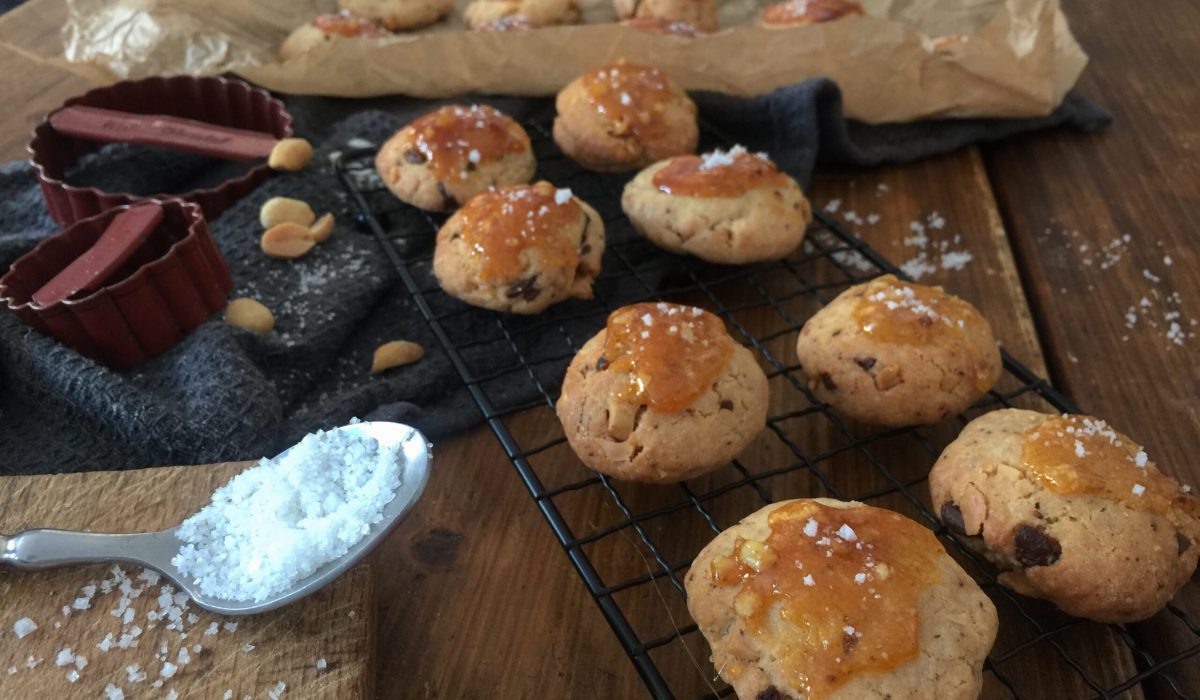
[0,421,430,615]
[49,105,314,170]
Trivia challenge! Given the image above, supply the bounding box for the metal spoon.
[0,421,431,616]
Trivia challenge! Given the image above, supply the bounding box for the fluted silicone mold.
[28,75,293,226]
[0,200,232,368]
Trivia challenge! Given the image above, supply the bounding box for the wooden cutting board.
[0,462,374,699]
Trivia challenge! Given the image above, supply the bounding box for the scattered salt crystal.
[6,667,16,675]
[854,573,867,585]
[940,251,973,270]
[836,524,857,542]
[103,684,125,700]
[193,644,202,653]
[802,574,815,587]
[178,647,191,665]
[160,662,178,679]
[138,570,161,585]
[1134,450,1148,468]
[467,149,481,164]
[843,625,856,636]
[224,692,234,700]
[24,656,38,669]
[1143,269,1162,283]
[1074,440,1086,458]
[243,644,256,653]
[13,617,37,638]
[269,681,287,699]
[802,518,818,537]
[316,658,328,671]
[619,91,632,106]
[98,633,116,652]
[699,145,746,170]
[127,664,147,683]
[825,198,841,213]
[166,690,179,700]
[172,426,405,602]
[347,137,373,149]
[55,647,75,667]
[66,670,79,683]
[1132,483,1146,496]
[74,655,87,670]
[641,313,653,326]
[1164,255,1173,266]
[224,622,239,633]
[205,622,220,636]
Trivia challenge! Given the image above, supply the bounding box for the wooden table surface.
[0,0,1197,698]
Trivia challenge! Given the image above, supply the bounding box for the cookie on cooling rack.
[613,0,717,32]
[555,302,768,483]
[279,12,389,61]
[930,408,1200,623]
[339,0,452,30]
[464,0,580,29]
[621,146,811,264]
[795,274,1000,427]
[375,104,536,213]
[759,0,864,28]
[553,61,698,173]
[686,498,997,700]
[432,181,604,314]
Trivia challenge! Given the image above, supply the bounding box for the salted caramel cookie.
[464,0,580,29]
[622,146,812,264]
[375,104,536,213]
[930,409,1200,623]
[759,0,864,28]
[553,61,698,173]
[556,303,768,482]
[686,498,997,700]
[339,0,453,31]
[279,12,389,61]
[433,182,604,314]
[614,0,717,32]
[795,275,1000,427]
[620,16,702,35]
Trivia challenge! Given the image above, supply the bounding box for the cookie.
[464,0,580,29]
[339,0,452,31]
[929,408,1200,623]
[279,12,389,61]
[375,104,536,213]
[759,0,864,28]
[614,0,717,32]
[432,182,604,314]
[686,498,997,700]
[555,303,768,483]
[795,275,1000,427]
[620,16,702,36]
[553,61,699,173]
[622,146,812,264]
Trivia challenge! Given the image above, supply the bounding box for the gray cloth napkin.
[0,80,1109,475]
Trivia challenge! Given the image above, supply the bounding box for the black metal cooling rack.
[334,117,1200,700]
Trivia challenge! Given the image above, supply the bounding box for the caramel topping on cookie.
[581,62,676,142]
[602,302,732,413]
[851,275,993,391]
[1022,415,1198,520]
[410,105,528,181]
[312,11,388,37]
[710,501,943,699]
[652,147,788,198]
[457,183,582,281]
[761,0,864,26]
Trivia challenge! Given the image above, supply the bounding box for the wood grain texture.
[0,463,373,699]
[981,0,1200,694]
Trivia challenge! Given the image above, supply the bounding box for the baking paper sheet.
[61,0,1088,123]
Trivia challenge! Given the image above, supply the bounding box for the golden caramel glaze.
[850,275,995,392]
[651,149,789,198]
[621,16,702,36]
[409,105,529,181]
[312,11,389,36]
[580,62,678,143]
[761,0,864,26]
[601,302,733,414]
[457,182,583,281]
[1022,415,1199,523]
[710,501,944,699]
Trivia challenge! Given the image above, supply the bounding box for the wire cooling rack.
[334,118,1200,699]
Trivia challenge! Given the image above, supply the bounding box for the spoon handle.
[0,529,166,571]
